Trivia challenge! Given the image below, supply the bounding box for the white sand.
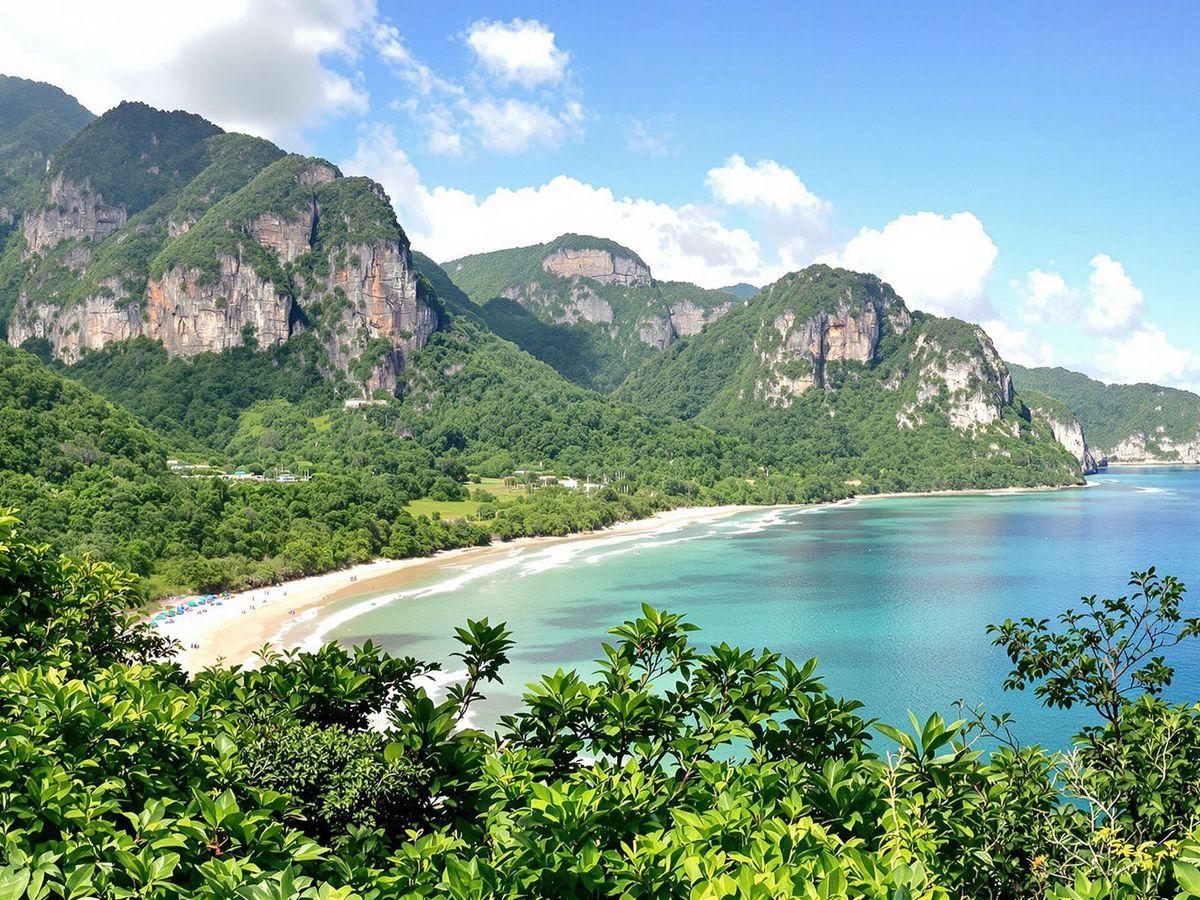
[155,504,756,672]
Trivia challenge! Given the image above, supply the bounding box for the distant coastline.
[158,481,1091,672]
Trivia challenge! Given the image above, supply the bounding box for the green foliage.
[6,512,1200,897]
[441,234,734,392]
[1012,363,1200,456]
[49,101,221,214]
[618,266,1083,492]
[990,568,1200,726]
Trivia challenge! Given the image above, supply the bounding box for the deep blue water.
[320,467,1200,747]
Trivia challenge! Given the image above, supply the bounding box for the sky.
[1,0,1197,387]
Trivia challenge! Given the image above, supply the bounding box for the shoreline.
[158,481,1091,673]
[156,504,757,672]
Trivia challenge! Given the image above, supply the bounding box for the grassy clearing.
[403,478,528,520]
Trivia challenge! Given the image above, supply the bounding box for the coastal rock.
[1025,399,1099,473]
[902,327,1014,430]
[23,173,127,255]
[541,247,651,286]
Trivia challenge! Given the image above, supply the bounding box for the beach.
[157,480,1098,673]
[156,504,757,672]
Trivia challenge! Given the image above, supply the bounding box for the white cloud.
[378,20,582,156]
[342,126,774,286]
[0,0,375,142]
[706,155,829,219]
[1085,253,1144,333]
[981,319,1055,367]
[465,18,569,87]
[1096,325,1197,387]
[1011,268,1077,323]
[461,97,580,153]
[626,119,672,157]
[819,211,998,318]
[705,155,832,265]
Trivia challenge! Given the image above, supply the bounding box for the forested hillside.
[443,234,738,391]
[0,75,93,241]
[1012,363,1200,462]
[617,265,1082,491]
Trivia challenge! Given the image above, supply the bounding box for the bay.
[320,466,1200,747]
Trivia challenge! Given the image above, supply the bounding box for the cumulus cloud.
[465,18,569,87]
[0,0,375,141]
[706,155,829,218]
[462,97,581,154]
[981,319,1055,367]
[1085,253,1144,333]
[1011,268,1078,323]
[1096,325,1197,387]
[705,155,832,265]
[378,18,582,155]
[342,126,774,285]
[819,211,999,318]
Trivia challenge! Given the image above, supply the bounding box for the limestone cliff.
[1008,364,1200,465]
[541,246,651,286]
[22,173,127,256]
[615,264,1082,489]
[898,324,1014,430]
[2,106,438,395]
[1022,390,1100,473]
[752,268,911,406]
[442,234,742,391]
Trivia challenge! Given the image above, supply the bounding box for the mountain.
[1019,388,1099,473]
[0,76,93,252]
[1011,364,1200,463]
[441,234,737,391]
[719,282,759,299]
[0,101,438,394]
[617,265,1083,491]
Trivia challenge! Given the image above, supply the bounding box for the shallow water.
[320,467,1200,747]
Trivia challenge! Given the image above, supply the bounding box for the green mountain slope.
[1010,364,1200,462]
[719,282,760,299]
[618,265,1082,491]
[1,101,439,394]
[442,234,736,391]
[0,75,94,233]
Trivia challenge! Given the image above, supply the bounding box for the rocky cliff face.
[3,108,439,395]
[501,281,615,326]
[541,247,651,286]
[23,173,127,257]
[313,241,440,394]
[668,298,731,338]
[10,288,141,363]
[1105,431,1200,463]
[754,280,911,406]
[1024,396,1099,473]
[143,256,291,357]
[897,326,1015,430]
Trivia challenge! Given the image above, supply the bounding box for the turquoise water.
[320,467,1200,747]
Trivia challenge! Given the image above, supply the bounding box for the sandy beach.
[156,504,757,672]
[157,480,1099,673]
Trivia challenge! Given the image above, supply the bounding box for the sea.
[312,466,1200,748]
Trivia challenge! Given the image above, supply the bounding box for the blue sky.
[3,0,1197,386]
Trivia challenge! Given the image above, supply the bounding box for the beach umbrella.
[187,601,198,607]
